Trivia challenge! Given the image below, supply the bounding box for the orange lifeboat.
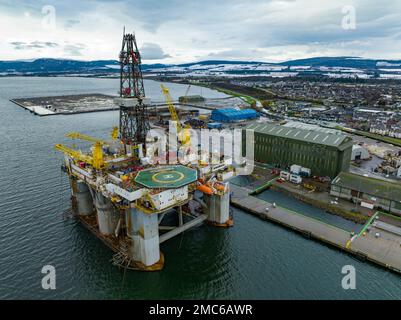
[197,184,213,195]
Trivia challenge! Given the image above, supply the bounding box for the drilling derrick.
[118,31,149,146]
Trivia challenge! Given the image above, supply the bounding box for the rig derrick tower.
[118,30,149,147]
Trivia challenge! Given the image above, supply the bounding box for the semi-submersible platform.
[55,32,236,271]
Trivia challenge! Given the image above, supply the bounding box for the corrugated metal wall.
[243,130,351,178]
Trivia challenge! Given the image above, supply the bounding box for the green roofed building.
[243,123,353,178]
[331,172,401,215]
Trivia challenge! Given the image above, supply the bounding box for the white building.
[351,145,370,161]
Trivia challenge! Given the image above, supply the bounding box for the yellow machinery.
[160,84,191,145]
[65,132,107,145]
[55,142,105,170]
[111,126,119,140]
[66,126,119,144]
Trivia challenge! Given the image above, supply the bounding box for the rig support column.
[205,192,232,227]
[75,180,93,216]
[93,191,119,235]
[127,207,162,268]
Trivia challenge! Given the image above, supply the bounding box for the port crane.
[65,132,107,145]
[65,126,119,145]
[54,142,105,170]
[57,127,121,170]
[160,84,191,145]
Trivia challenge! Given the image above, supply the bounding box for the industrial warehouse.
[211,108,259,122]
[331,172,401,215]
[243,123,353,178]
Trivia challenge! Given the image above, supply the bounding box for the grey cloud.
[4,0,401,61]
[63,43,86,56]
[10,41,59,50]
[64,19,80,29]
[140,43,170,60]
[207,49,262,60]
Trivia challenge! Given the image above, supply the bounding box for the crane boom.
[65,132,107,145]
[55,142,105,170]
[55,144,94,164]
[160,84,191,145]
[160,84,182,133]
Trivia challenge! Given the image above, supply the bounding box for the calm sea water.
[0,76,400,299]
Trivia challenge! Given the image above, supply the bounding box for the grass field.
[213,87,257,105]
[337,126,401,147]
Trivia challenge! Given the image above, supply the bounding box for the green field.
[213,87,257,105]
[337,126,401,147]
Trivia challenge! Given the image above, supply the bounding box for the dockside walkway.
[230,184,401,274]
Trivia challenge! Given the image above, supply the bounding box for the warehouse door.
[351,189,360,197]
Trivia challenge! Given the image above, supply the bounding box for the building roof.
[211,108,259,121]
[332,172,401,201]
[246,123,353,150]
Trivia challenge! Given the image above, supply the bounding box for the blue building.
[211,108,259,122]
[207,122,222,129]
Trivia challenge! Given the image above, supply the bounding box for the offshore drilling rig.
[55,31,235,271]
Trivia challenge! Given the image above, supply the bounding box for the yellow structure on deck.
[66,132,107,145]
[55,142,105,170]
[111,126,119,140]
[160,84,191,145]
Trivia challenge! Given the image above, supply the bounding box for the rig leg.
[75,180,93,216]
[127,208,163,270]
[205,192,233,227]
[93,191,119,235]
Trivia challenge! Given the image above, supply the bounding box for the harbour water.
[0,77,401,299]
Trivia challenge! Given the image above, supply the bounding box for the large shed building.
[243,123,353,178]
[331,172,401,215]
[211,108,259,122]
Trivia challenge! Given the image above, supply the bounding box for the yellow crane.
[55,142,105,170]
[65,132,107,145]
[161,84,181,131]
[66,126,119,144]
[160,84,191,145]
[110,126,119,140]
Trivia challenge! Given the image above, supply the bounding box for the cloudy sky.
[1,0,401,63]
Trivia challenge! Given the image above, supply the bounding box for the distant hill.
[1,57,401,77]
[279,56,401,69]
[0,58,119,74]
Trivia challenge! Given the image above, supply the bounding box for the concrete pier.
[93,191,119,235]
[204,192,232,226]
[230,184,401,274]
[127,207,161,267]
